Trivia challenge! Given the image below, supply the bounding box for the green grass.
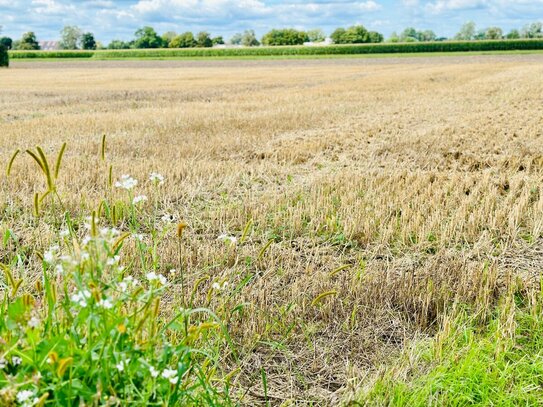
[360,291,543,406]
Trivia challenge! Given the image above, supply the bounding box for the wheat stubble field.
[1,55,543,405]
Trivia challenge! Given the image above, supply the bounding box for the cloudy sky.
[0,0,542,43]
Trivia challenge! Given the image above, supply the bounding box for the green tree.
[81,32,97,50]
[0,36,12,50]
[241,30,259,46]
[401,27,418,41]
[161,31,177,47]
[107,40,130,49]
[196,31,212,47]
[420,30,437,41]
[455,21,476,40]
[331,25,373,44]
[170,32,196,48]
[388,31,400,43]
[485,27,503,40]
[230,33,242,45]
[212,36,224,45]
[330,28,347,43]
[60,25,82,49]
[521,22,543,38]
[134,26,164,48]
[307,29,326,43]
[506,29,520,39]
[17,32,40,50]
[262,29,308,46]
[368,31,384,43]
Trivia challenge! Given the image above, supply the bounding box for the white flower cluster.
[146,272,167,285]
[212,281,229,291]
[115,175,138,190]
[16,389,38,407]
[148,365,178,384]
[71,289,91,307]
[149,172,165,186]
[217,234,238,245]
[132,195,147,205]
[119,275,140,292]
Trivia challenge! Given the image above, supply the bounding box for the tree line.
[1,21,542,51]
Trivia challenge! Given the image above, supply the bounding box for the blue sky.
[0,0,542,43]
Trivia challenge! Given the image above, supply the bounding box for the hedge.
[0,44,8,67]
[8,39,543,60]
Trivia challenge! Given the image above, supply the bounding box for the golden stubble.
[1,57,543,404]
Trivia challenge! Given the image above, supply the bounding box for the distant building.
[304,38,333,46]
[39,41,60,51]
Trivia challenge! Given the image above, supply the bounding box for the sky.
[0,0,542,43]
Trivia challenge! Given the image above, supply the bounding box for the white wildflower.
[115,174,138,190]
[12,356,22,365]
[133,233,145,242]
[146,272,166,285]
[169,269,176,276]
[55,264,64,276]
[161,214,178,223]
[82,235,91,246]
[28,316,40,329]
[59,229,70,238]
[107,255,120,266]
[217,234,238,245]
[16,390,34,404]
[162,368,178,384]
[44,246,59,263]
[132,195,148,205]
[116,358,130,372]
[0,358,6,369]
[212,281,229,291]
[71,289,91,307]
[97,298,113,309]
[149,172,165,185]
[149,365,159,378]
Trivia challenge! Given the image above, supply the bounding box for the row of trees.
[1,21,542,52]
[454,21,543,41]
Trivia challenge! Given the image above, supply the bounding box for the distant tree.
[399,28,436,42]
[81,32,97,50]
[134,26,164,48]
[419,30,437,41]
[262,29,307,46]
[196,31,212,47]
[241,30,259,46]
[60,25,82,49]
[108,40,130,49]
[16,32,40,50]
[455,21,476,40]
[484,27,503,40]
[521,22,543,38]
[331,25,374,44]
[161,31,177,47]
[388,31,400,43]
[307,29,326,43]
[0,37,13,50]
[170,32,196,48]
[401,27,418,41]
[368,31,384,43]
[212,36,224,45]
[506,29,520,39]
[230,33,242,45]
[331,28,347,44]
[474,30,486,40]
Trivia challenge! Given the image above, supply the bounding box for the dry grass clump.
[1,56,543,404]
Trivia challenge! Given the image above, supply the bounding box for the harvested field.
[1,55,543,405]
